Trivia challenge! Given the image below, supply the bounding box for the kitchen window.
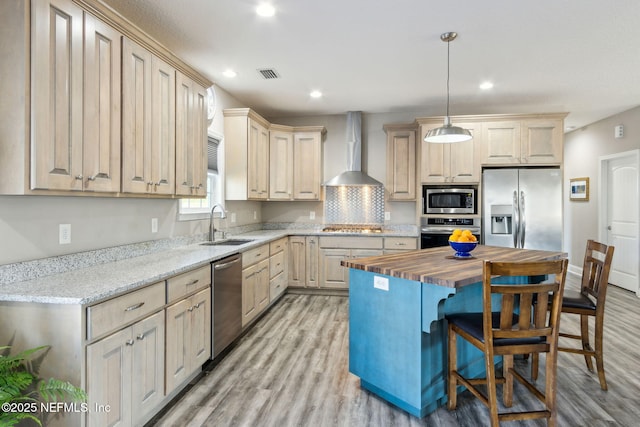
[178,135,222,220]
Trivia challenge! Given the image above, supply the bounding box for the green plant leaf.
[38,378,87,402]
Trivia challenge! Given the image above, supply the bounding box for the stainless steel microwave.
[423,187,476,214]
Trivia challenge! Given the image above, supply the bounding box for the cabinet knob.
[75,175,83,180]
[188,306,194,312]
[87,175,96,181]
[125,339,134,346]
[136,333,145,341]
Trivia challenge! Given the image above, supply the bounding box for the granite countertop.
[341,245,566,288]
[0,229,418,305]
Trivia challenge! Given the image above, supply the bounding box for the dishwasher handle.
[214,256,241,270]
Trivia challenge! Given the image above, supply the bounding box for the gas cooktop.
[322,225,383,234]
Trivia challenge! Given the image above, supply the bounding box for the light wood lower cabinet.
[269,237,288,301]
[242,258,270,327]
[165,287,211,394]
[288,236,319,288]
[86,310,165,427]
[318,237,384,290]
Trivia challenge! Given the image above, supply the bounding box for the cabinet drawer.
[166,265,211,303]
[270,237,288,254]
[384,237,418,250]
[242,244,269,268]
[270,272,287,302]
[269,251,285,278]
[318,236,383,249]
[87,281,165,340]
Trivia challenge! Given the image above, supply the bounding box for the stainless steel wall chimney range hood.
[324,111,383,187]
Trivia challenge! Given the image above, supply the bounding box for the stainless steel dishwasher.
[212,253,242,358]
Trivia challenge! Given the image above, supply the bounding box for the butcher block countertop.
[341,245,566,288]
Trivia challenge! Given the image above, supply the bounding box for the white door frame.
[599,149,640,297]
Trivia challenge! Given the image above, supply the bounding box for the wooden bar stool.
[532,240,614,390]
[447,259,568,427]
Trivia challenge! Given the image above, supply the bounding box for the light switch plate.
[374,276,389,291]
[151,218,158,233]
[310,211,316,220]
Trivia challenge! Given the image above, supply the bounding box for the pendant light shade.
[425,32,472,144]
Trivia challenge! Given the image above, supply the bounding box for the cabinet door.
[449,123,481,183]
[386,128,416,199]
[269,130,293,200]
[190,288,211,368]
[83,12,121,192]
[176,73,207,196]
[122,37,152,193]
[248,118,269,199]
[31,0,84,191]
[165,298,190,394]
[306,236,319,288]
[255,259,271,313]
[520,119,563,164]
[131,311,165,426]
[288,237,306,287]
[242,263,258,326]
[319,248,350,289]
[420,124,447,183]
[87,327,132,427]
[481,121,521,165]
[150,56,176,195]
[293,132,322,200]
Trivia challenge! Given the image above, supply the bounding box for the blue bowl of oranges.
[448,229,478,258]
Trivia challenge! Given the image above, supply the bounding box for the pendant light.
[424,32,472,143]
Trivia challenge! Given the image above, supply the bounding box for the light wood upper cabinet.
[83,12,122,192]
[175,72,207,197]
[248,118,270,199]
[1,0,212,197]
[122,43,178,195]
[292,130,323,200]
[269,128,293,200]
[269,125,324,200]
[226,109,324,201]
[384,124,417,200]
[420,122,481,183]
[481,116,564,165]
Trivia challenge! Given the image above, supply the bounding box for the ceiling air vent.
[257,68,280,79]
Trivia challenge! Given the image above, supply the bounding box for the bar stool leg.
[447,323,458,410]
[580,314,594,371]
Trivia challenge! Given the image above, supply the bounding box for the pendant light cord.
[446,39,451,118]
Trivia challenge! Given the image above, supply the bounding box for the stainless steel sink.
[200,239,255,246]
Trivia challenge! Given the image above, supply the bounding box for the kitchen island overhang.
[342,245,566,418]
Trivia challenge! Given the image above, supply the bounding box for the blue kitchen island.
[342,245,565,417]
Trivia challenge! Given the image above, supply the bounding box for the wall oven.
[423,186,477,215]
[420,217,481,249]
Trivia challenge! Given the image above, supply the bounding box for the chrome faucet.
[209,203,227,242]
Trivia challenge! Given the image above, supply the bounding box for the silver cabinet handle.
[136,333,145,340]
[187,279,199,286]
[124,302,145,312]
[125,339,134,346]
[194,302,201,309]
[188,306,194,312]
[87,175,96,181]
[75,175,83,180]
[396,242,406,246]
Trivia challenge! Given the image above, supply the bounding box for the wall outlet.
[310,211,316,220]
[384,212,391,221]
[59,224,71,245]
[231,212,237,223]
[615,124,624,139]
[151,218,158,233]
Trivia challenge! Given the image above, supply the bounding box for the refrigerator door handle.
[520,191,526,248]
[513,190,520,248]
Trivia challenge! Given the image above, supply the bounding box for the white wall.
[563,105,640,266]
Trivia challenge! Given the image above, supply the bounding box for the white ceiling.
[102,0,640,130]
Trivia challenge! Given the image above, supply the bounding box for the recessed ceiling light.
[310,90,322,98]
[223,69,237,78]
[479,81,494,90]
[256,3,276,17]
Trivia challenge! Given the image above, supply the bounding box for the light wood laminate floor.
[150,278,640,426]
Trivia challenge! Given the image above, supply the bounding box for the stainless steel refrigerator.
[482,168,562,251]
